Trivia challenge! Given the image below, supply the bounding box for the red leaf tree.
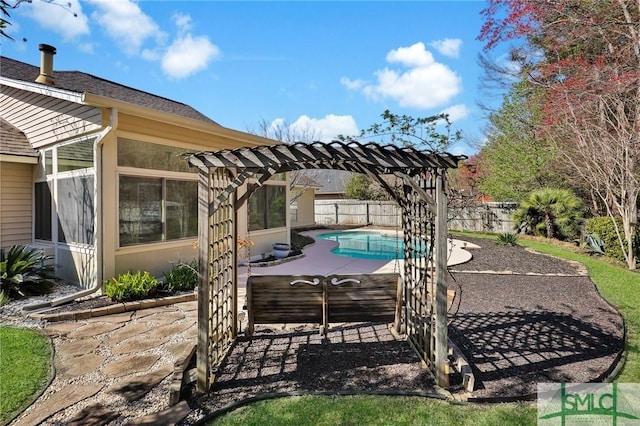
[480,0,639,269]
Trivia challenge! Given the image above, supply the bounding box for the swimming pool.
[318,231,426,260]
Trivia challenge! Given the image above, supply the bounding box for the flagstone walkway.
[12,301,200,425]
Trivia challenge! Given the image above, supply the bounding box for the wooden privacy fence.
[246,273,402,336]
[315,200,518,233]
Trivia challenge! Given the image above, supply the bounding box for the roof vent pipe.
[35,44,56,85]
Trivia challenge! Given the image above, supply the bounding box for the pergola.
[188,141,463,392]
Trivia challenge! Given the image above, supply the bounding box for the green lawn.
[207,395,537,426]
[0,326,52,424]
[208,233,638,425]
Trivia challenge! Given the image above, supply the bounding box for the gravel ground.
[1,236,625,424]
[0,281,80,328]
[180,237,624,423]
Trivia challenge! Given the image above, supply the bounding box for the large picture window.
[248,184,286,231]
[119,176,197,246]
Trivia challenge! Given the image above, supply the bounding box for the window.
[118,139,194,173]
[34,182,52,241]
[166,180,198,240]
[119,176,197,246]
[248,184,286,231]
[58,139,94,172]
[57,176,95,244]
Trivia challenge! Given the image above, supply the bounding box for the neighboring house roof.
[313,169,355,195]
[291,170,322,188]
[0,118,37,157]
[0,56,217,125]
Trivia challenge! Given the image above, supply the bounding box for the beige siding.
[292,188,316,228]
[0,161,34,248]
[118,114,255,150]
[114,243,199,280]
[0,87,102,147]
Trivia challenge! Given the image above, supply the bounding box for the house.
[289,170,321,229]
[0,44,289,288]
[313,169,355,200]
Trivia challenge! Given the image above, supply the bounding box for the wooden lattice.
[196,167,237,391]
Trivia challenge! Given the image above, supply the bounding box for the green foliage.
[585,216,626,263]
[163,260,198,292]
[344,174,376,200]
[496,232,519,246]
[0,326,52,424]
[105,270,159,302]
[338,109,461,152]
[290,229,314,251]
[512,188,583,240]
[0,291,7,307]
[0,245,54,300]
[478,82,559,201]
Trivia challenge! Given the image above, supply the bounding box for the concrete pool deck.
[238,228,478,287]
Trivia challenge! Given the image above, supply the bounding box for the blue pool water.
[317,231,409,260]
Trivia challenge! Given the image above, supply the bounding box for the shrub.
[585,216,626,262]
[163,260,198,292]
[0,245,54,300]
[291,229,315,251]
[512,188,583,240]
[105,271,159,302]
[496,232,519,246]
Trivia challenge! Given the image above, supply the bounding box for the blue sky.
[2,1,498,156]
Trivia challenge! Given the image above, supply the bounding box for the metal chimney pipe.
[35,44,56,85]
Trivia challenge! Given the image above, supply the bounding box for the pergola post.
[434,169,449,388]
[197,167,211,393]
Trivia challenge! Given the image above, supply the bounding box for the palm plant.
[512,188,583,240]
[0,245,55,299]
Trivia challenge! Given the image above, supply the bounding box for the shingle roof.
[0,118,38,157]
[300,169,355,194]
[0,56,217,125]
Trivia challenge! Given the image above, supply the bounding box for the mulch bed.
[181,236,625,421]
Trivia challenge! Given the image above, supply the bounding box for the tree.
[344,174,376,200]
[247,117,322,204]
[1,0,77,41]
[512,188,583,240]
[341,109,461,152]
[479,0,640,269]
[478,81,559,201]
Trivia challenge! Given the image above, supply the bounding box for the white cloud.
[160,14,221,79]
[77,42,94,54]
[89,0,164,55]
[173,13,193,34]
[25,0,89,40]
[430,38,462,58]
[344,42,462,110]
[440,104,469,122]
[386,42,434,67]
[284,114,359,142]
[340,77,365,90]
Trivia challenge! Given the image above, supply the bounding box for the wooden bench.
[246,273,402,336]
